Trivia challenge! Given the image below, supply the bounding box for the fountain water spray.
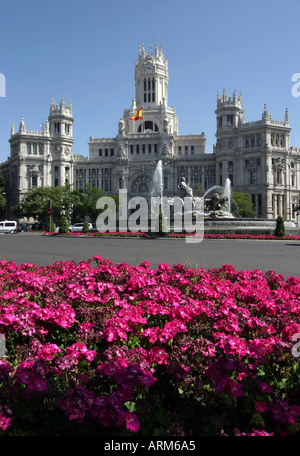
[224,178,231,213]
[151,159,163,200]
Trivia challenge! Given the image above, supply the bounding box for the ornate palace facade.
[1,44,300,222]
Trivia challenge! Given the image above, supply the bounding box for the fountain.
[203,178,234,219]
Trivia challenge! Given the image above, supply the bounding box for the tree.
[71,184,119,224]
[231,190,256,218]
[12,183,120,226]
[13,185,73,225]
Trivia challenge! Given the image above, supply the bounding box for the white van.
[0,221,17,234]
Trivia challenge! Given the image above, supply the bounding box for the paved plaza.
[0,233,299,279]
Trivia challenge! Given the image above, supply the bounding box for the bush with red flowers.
[0,257,299,436]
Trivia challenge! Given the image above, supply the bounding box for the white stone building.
[1,44,300,222]
[1,99,74,214]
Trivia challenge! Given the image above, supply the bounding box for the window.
[33,144,37,154]
[154,144,158,154]
[142,144,145,154]
[130,145,133,154]
[191,145,194,155]
[39,145,43,155]
[32,176,37,188]
[250,171,256,185]
[218,116,222,127]
[164,176,168,190]
[27,144,31,154]
[178,146,182,154]
[99,149,102,156]
[144,77,155,104]
[136,145,139,154]
[105,149,108,156]
[185,146,188,154]
[291,174,295,186]
[251,138,255,147]
[276,171,282,185]
[257,137,261,146]
[227,114,233,125]
[111,148,114,156]
[55,178,58,187]
[145,121,153,130]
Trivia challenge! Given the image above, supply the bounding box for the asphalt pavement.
[0,233,299,278]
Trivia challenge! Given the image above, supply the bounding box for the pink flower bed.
[0,257,299,436]
[168,233,300,240]
[49,231,300,240]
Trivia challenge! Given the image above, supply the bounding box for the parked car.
[0,221,18,234]
[17,222,30,233]
[69,222,93,233]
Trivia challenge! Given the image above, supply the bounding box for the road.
[0,233,299,278]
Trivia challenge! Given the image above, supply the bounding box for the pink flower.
[255,401,268,413]
[65,342,97,362]
[281,323,300,342]
[124,411,140,432]
[260,382,273,394]
[142,327,161,343]
[0,406,12,431]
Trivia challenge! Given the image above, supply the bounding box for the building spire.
[19,116,25,132]
[285,107,289,124]
[262,104,269,121]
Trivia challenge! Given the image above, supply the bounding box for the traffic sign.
[47,209,53,216]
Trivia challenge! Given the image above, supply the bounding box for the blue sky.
[1,0,300,163]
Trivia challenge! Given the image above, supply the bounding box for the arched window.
[138,121,159,133]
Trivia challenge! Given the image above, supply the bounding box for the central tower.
[122,44,178,136]
[135,43,169,108]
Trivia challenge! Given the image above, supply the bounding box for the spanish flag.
[130,107,143,121]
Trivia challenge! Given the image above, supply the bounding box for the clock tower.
[134,43,169,108]
[122,44,178,136]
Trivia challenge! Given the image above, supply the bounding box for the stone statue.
[204,192,228,212]
[118,117,125,135]
[204,192,234,218]
[178,177,196,211]
[178,177,194,198]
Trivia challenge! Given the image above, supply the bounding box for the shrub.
[275,215,286,237]
[58,215,69,234]
[82,221,90,234]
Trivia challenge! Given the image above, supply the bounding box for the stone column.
[255,194,259,218]
[272,193,277,219]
